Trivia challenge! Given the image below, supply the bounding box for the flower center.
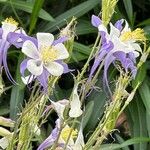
[2,17,18,26]
[61,127,77,142]
[40,46,58,64]
[120,28,146,42]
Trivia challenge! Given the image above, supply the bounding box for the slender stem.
[77,34,100,81]
[51,122,64,150]
[84,74,129,149]
[9,0,25,29]
[84,98,120,150]
[61,34,102,149]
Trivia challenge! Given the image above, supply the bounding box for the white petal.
[44,62,63,76]
[50,100,69,119]
[33,125,41,136]
[98,24,108,33]
[37,33,54,48]
[133,51,140,57]
[74,126,84,150]
[131,43,142,53]
[54,43,69,60]
[0,137,9,149]
[121,20,131,33]
[69,86,83,118]
[98,24,110,40]
[110,23,120,38]
[22,40,39,59]
[27,59,43,76]
[2,22,17,39]
[21,75,34,85]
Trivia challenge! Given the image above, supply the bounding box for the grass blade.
[42,0,100,32]
[101,137,150,150]
[29,0,45,34]
[0,0,54,21]
[10,54,25,120]
[123,0,134,26]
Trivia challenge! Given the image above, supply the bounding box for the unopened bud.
[0,127,11,137]
[60,16,77,40]
[0,116,15,128]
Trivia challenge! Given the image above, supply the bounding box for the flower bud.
[0,116,15,128]
[69,84,83,118]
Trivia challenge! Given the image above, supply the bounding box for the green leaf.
[83,101,94,129]
[69,42,91,63]
[144,26,150,40]
[132,63,146,88]
[42,0,100,32]
[146,112,150,138]
[101,137,150,150]
[29,0,45,34]
[137,18,150,26]
[74,42,91,55]
[0,0,54,21]
[115,134,130,150]
[84,77,106,134]
[139,79,150,113]
[123,0,133,25]
[10,54,25,120]
[76,20,97,35]
[69,51,88,63]
[126,95,148,150]
[0,105,9,115]
[138,79,150,137]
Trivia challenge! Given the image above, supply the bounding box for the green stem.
[51,122,64,150]
[77,34,100,81]
[9,0,25,29]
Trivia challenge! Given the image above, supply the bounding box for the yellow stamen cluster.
[120,28,146,42]
[40,46,58,64]
[2,17,18,26]
[61,127,78,142]
[132,28,146,41]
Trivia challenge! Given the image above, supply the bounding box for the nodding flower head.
[89,15,145,94]
[0,17,30,84]
[1,17,19,40]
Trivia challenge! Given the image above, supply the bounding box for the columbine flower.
[37,119,84,150]
[0,17,33,83]
[21,33,70,89]
[89,15,146,91]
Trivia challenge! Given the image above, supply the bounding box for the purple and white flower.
[37,118,84,150]
[21,33,70,89]
[0,17,32,83]
[38,98,84,150]
[89,15,146,92]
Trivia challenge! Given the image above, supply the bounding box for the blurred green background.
[0,0,150,149]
